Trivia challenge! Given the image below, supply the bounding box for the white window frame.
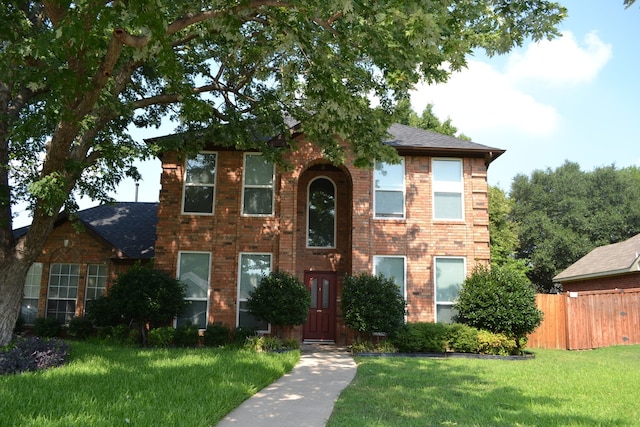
[22,262,43,325]
[84,264,108,311]
[307,176,337,248]
[242,153,275,217]
[373,255,407,299]
[182,151,217,215]
[237,252,272,333]
[46,263,80,324]
[373,159,406,219]
[432,158,464,221]
[434,256,466,323]
[176,251,211,330]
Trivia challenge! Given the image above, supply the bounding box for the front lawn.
[0,341,299,427]
[328,345,640,426]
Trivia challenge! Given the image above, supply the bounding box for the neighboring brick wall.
[154,137,492,343]
[562,273,640,292]
[30,220,131,320]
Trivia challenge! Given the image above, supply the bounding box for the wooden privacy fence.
[527,288,640,350]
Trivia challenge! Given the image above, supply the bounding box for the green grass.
[0,341,299,427]
[328,346,640,426]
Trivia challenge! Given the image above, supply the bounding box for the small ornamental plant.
[246,271,310,339]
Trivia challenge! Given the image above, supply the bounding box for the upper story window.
[374,159,405,219]
[183,152,217,215]
[433,159,464,220]
[242,153,275,216]
[307,177,336,248]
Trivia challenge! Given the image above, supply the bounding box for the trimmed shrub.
[477,330,518,355]
[174,323,200,347]
[246,271,310,338]
[342,273,406,339]
[67,317,95,340]
[203,323,230,347]
[0,336,69,375]
[446,323,480,353]
[390,322,448,353]
[33,317,61,338]
[454,264,542,351]
[147,327,175,348]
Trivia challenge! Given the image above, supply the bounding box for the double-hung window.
[374,159,405,219]
[434,257,466,322]
[237,253,271,331]
[22,263,43,324]
[84,264,107,313]
[433,159,464,220]
[373,256,406,299]
[242,153,275,216]
[177,252,211,329]
[47,263,80,324]
[183,152,217,214]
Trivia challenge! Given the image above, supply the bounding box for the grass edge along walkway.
[327,345,640,427]
[0,341,299,427]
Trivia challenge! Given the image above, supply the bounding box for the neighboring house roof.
[553,233,640,283]
[384,123,504,164]
[13,202,158,259]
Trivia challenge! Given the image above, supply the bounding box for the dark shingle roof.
[14,202,158,259]
[553,233,640,283]
[384,123,504,163]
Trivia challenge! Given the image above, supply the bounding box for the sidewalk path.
[216,343,357,427]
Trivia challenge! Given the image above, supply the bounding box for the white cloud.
[506,31,612,86]
[409,31,612,138]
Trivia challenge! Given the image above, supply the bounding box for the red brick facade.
[562,273,640,293]
[154,135,492,344]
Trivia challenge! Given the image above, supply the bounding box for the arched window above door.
[307,177,336,248]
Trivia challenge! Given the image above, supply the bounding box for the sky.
[12,1,640,227]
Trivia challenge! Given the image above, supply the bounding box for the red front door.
[303,271,337,342]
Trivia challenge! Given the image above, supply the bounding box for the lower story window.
[373,256,406,299]
[238,253,271,332]
[22,263,43,325]
[177,252,211,329]
[434,257,466,323]
[84,264,108,312]
[47,263,80,324]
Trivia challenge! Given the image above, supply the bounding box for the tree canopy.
[0,1,567,346]
[510,161,640,292]
[393,99,470,140]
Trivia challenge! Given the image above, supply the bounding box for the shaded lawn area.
[328,345,640,427]
[0,341,299,427]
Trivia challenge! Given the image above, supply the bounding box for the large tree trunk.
[0,258,32,346]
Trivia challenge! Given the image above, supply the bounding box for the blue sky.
[12,1,640,227]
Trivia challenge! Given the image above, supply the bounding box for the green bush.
[147,327,175,348]
[174,323,199,347]
[33,317,61,338]
[342,273,406,339]
[231,327,256,346]
[390,322,448,353]
[67,317,94,340]
[245,336,281,352]
[97,324,139,346]
[246,271,310,338]
[454,264,542,351]
[203,323,230,347]
[85,262,188,345]
[477,330,518,355]
[446,323,479,353]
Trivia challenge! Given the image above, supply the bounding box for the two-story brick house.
[151,123,504,344]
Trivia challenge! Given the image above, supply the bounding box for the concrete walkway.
[216,343,357,427]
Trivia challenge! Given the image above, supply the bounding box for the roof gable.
[553,233,640,282]
[14,202,158,259]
